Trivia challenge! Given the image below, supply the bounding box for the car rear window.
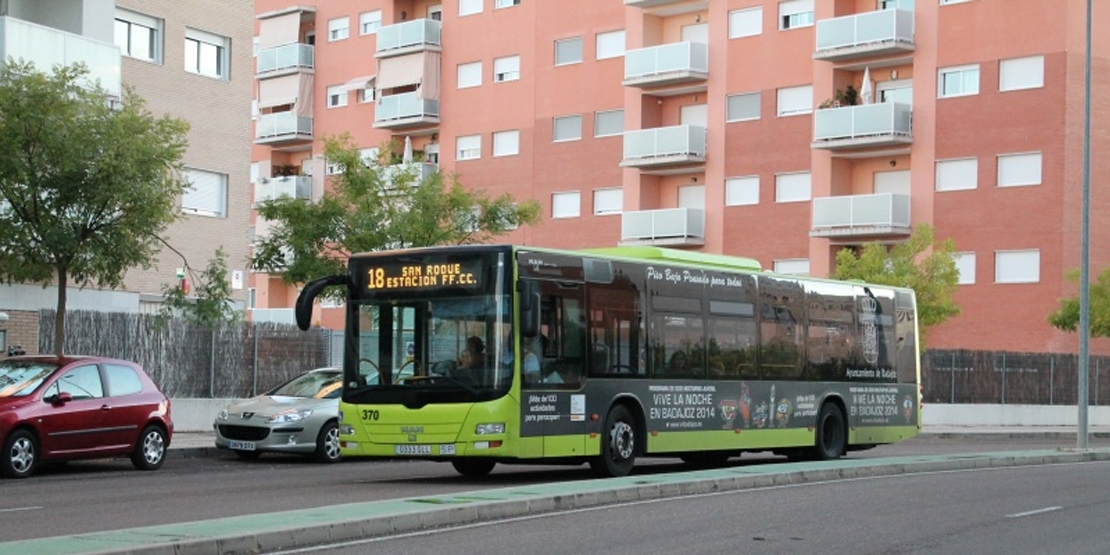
[105,364,144,396]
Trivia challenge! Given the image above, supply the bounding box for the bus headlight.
[474,423,505,435]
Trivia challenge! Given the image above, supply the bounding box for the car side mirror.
[51,392,73,405]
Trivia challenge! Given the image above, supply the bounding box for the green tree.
[1048,266,1110,338]
[251,135,541,286]
[0,61,190,355]
[158,246,242,328]
[832,224,961,348]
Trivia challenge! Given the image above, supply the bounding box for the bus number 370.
[361,410,380,421]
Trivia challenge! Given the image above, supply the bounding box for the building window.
[995,250,1040,284]
[997,152,1042,188]
[953,252,976,285]
[496,0,521,7]
[774,259,810,275]
[999,55,1045,91]
[938,64,979,98]
[493,130,520,157]
[249,162,259,184]
[328,17,349,41]
[779,0,815,30]
[775,172,811,203]
[935,158,978,191]
[359,147,380,166]
[552,191,581,219]
[460,0,483,17]
[553,115,583,142]
[726,92,761,121]
[725,176,760,206]
[729,7,763,38]
[458,61,483,89]
[596,30,625,60]
[594,109,624,137]
[184,28,229,80]
[776,85,813,116]
[456,134,481,161]
[182,168,228,218]
[359,10,382,35]
[327,85,347,108]
[326,159,345,175]
[593,188,622,215]
[114,8,161,63]
[494,55,520,82]
[555,37,584,66]
[940,0,972,5]
[360,88,375,103]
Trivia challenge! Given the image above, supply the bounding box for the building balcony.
[623,42,708,89]
[376,19,442,58]
[250,308,297,325]
[254,175,311,206]
[373,92,440,129]
[624,0,691,8]
[380,162,437,189]
[620,208,705,247]
[812,102,912,152]
[0,16,121,99]
[814,9,914,63]
[255,112,313,145]
[621,125,707,170]
[810,193,911,238]
[257,43,313,75]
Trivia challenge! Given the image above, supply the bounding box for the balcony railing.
[255,112,313,144]
[373,92,440,128]
[621,125,707,169]
[0,16,121,99]
[254,175,311,205]
[250,308,297,325]
[624,0,688,8]
[257,43,314,74]
[376,19,442,56]
[815,9,914,62]
[624,42,708,88]
[812,102,912,150]
[621,208,705,247]
[810,193,911,238]
[380,162,437,188]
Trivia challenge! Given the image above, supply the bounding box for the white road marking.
[0,506,43,513]
[1006,506,1063,519]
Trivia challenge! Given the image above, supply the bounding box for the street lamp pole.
[1078,0,1092,450]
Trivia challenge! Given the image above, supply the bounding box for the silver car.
[214,367,342,463]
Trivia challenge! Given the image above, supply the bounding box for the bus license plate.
[395,444,432,455]
[228,440,256,451]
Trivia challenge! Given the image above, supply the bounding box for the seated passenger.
[458,336,486,370]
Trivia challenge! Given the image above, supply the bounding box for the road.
[1,434,1107,543]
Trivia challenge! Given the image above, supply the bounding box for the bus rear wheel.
[813,403,847,460]
[589,404,637,478]
[451,459,496,477]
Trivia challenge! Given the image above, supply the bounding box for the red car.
[0,355,173,478]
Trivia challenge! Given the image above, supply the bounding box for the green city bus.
[294,244,921,478]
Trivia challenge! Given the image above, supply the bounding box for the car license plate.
[228,440,256,451]
[395,444,432,455]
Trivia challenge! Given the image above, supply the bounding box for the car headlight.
[267,408,313,423]
[217,409,229,421]
[474,423,505,435]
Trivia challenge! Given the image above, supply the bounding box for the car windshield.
[0,361,58,398]
[268,370,342,399]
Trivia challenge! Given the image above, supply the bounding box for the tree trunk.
[54,266,68,356]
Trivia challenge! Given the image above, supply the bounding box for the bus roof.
[579,246,762,272]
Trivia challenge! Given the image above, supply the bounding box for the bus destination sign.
[365,260,481,291]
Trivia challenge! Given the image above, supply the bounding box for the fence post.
[1097,359,1101,405]
[1050,355,1055,405]
[209,328,217,398]
[950,352,956,403]
[1000,353,1006,404]
[252,321,259,397]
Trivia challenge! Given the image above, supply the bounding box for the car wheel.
[131,425,167,471]
[314,421,341,463]
[234,450,262,460]
[451,459,496,477]
[2,429,38,479]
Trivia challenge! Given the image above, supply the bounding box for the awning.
[336,74,376,93]
[258,12,301,49]
[258,73,302,108]
[376,52,426,90]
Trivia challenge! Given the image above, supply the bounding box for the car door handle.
[100,405,112,411]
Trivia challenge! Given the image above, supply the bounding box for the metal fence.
[923,349,1110,405]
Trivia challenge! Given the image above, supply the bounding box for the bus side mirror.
[295,275,349,331]
[518,280,540,338]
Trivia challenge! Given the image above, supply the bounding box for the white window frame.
[552,191,581,219]
[326,85,348,108]
[359,10,382,35]
[457,61,483,89]
[725,176,760,206]
[359,147,380,166]
[495,0,521,7]
[935,158,978,191]
[779,0,815,30]
[184,28,229,80]
[249,162,260,185]
[593,188,622,216]
[938,64,980,98]
[775,172,811,203]
[553,114,583,142]
[492,130,520,157]
[777,85,813,117]
[114,8,162,63]
[727,91,761,122]
[328,17,350,41]
[182,168,228,218]
[999,55,1045,92]
[456,134,481,161]
[555,36,584,66]
[596,30,625,60]
[594,109,624,137]
[953,252,976,285]
[729,7,763,39]
[774,259,810,275]
[997,152,1043,188]
[493,55,520,83]
[459,0,484,17]
[995,250,1040,284]
[360,88,375,103]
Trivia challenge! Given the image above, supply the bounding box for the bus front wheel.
[813,403,847,460]
[590,404,637,478]
[452,459,496,477]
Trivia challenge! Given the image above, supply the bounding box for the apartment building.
[0,0,252,353]
[249,0,1109,356]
